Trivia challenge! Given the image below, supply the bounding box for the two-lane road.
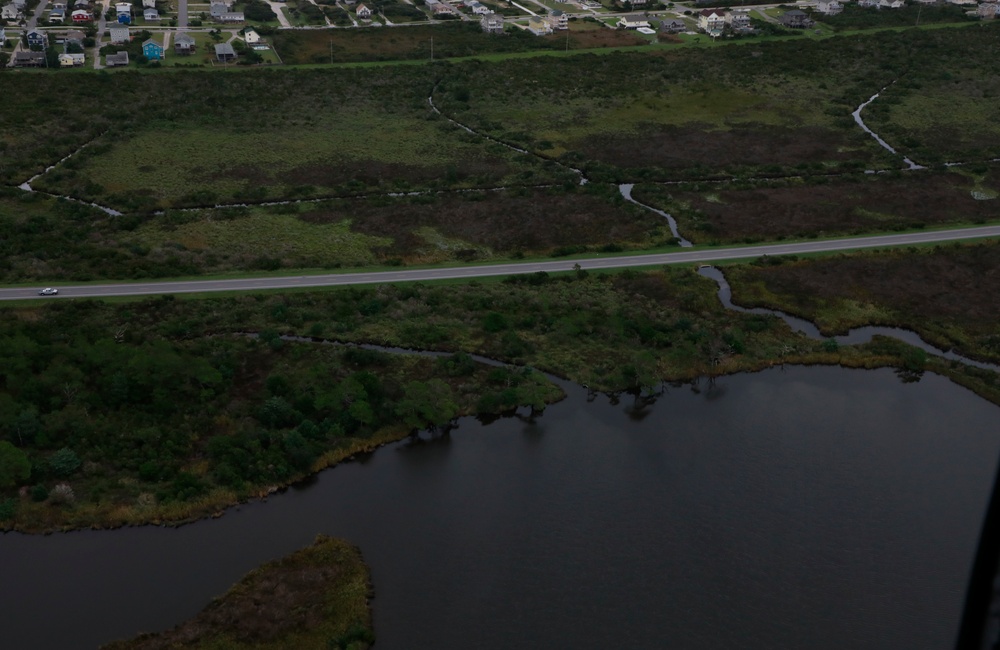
[3,225,999,301]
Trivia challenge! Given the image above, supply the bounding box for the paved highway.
[3,225,999,301]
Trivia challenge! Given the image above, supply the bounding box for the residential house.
[527,15,551,34]
[978,2,998,18]
[214,42,236,61]
[142,0,155,6]
[26,30,48,48]
[1,3,19,19]
[105,50,129,66]
[815,0,843,14]
[618,17,651,29]
[143,7,159,19]
[71,8,92,20]
[244,28,261,43]
[108,25,130,43]
[356,3,372,17]
[467,0,491,13]
[857,0,878,7]
[631,0,648,6]
[697,9,726,34]
[58,51,84,66]
[220,11,244,21]
[480,11,503,32]
[49,10,66,23]
[431,3,455,14]
[142,38,163,59]
[660,18,686,32]
[11,0,24,8]
[117,12,131,23]
[174,31,196,54]
[73,0,89,8]
[63,29,86,47]
[115,1,131,14]
[548,9,567,29]
[13,51,47,66]
[779,9,813,27]
[878,0,905,7]
[727,8,751,30]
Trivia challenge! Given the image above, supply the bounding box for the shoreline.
[4,347,997,536]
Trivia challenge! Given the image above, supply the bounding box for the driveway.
[265,0,292,27]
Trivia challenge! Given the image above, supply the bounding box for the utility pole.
[430,36,433,61]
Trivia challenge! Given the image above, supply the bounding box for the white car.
[38,288,58,296]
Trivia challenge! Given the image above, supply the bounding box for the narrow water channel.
[698,266,1000,373]
[1,366,996,650]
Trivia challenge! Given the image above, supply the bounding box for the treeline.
[0,294,560,529]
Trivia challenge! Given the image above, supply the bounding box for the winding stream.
[427,87,590,185]
[852,86,925,171]
[619,182,693,247]
[698,266,1000,373]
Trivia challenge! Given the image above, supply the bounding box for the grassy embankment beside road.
[103,535,374,650]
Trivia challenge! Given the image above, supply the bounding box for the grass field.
[36,115,547,209]
[864,67,1000,165]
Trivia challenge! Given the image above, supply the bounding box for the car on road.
[39,288,58,296]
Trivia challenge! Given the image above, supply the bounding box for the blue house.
[26,29,47,48]
[117,12,130,23]
[141,38,163,60]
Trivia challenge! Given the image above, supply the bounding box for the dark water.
[2,366,998,650]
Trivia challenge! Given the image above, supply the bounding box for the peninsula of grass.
[102,535,374,650]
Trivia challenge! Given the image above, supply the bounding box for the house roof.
[215,42,236,55]
[699,9,722,16]
[175,32,195,43]
[106,51,129,64]
[142,38,160,47]
[782,9,807,15]
[14,51,45,61]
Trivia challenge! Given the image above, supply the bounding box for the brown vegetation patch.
[299,188,668,259]
[636,169,1000,243]
[571,123,864,176]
